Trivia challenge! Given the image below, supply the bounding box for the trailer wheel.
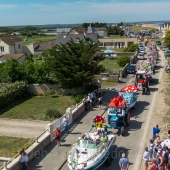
[121,126,125,136]
[125,112,130,126]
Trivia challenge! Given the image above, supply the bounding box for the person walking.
[152,125,160,142]
[54,128,61,147]
[119,153,129,170]
[23,152,29,169]
[19,150,27,170]
[83,95,88,111]
[63,115,70,134]
[148,139,155,162]
[143,147,150,170]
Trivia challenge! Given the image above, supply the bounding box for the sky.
[0,0,170,26]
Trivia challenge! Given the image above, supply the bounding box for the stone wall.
[28,84,84,95]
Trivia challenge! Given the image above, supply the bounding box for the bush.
[45,108,62,119]
[0,81,28,109]
[75,94,84,103]
[117,56,130,67]
[46,89,55,96]
[127,44,138,52]
[123,48,128,52]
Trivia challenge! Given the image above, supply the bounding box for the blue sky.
[0,0,170,26]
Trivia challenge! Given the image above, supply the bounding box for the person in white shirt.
[143,147,150,170]
[23,152,29,169]
[63,115,70,134]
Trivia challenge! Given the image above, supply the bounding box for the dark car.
[126,65,136,74]
[156,41,161,45]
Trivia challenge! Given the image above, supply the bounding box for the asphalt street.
[60,47,164,170]
[97,48,164,170]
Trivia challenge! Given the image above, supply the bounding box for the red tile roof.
[0,36,22,46]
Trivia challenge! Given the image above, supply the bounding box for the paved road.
[61,47,164,170]
[0,119,48,138]
[97,48,164,170]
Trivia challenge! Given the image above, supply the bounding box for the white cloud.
[0,4,17,9]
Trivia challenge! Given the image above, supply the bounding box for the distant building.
[0,54,25,63]
[56,28,71,34]
[0,36,23,56]
[98,38,137,49]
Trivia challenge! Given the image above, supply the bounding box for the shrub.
[123,48,128,52]
[117,56,130,67]
[127,44,138,52]
[75,94,84,103]
[0,81,28,109]
[45,108,62,119]
[46,89,55,96]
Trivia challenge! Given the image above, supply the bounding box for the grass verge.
[100,57,122,72]
[0,136,31,157]
[0,95,75,121]
[19,35,57,45]
[101,80,117,89]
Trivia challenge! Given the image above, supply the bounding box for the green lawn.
[100,58,122,72]
[101,80,117,89]
[0,136,31,157]
[0,95,75,121]
[131,26,157,33]
[19,35,57,45]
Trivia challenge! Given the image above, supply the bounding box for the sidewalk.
[28,83,126,170]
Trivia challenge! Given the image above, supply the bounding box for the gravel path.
[0,119,49,138]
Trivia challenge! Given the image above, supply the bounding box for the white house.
[0,36,23,56]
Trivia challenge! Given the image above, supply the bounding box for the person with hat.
[152,125,160,142]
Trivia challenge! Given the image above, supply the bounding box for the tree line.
[0,39,104,88]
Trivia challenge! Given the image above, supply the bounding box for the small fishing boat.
[67,116,116,170]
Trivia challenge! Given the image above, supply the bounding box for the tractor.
[135,70,149,95]
[107,94,130,136]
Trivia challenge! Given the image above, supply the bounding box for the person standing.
[19,150,27,170]
[119,153,129,170]
[148,139,155,161]
[63,115,70,134]
[152,125,160,142]
[23,152,29,169]
[83,95,88,111]
[98,97,102,110]
[163,147,169,170]
[143,147,150,170]
[54,128,61,147]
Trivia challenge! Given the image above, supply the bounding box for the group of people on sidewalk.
[83,87,103,111]
[143,124,170,170]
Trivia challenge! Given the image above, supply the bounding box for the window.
[0,46,4,52]
[18,44,21,49]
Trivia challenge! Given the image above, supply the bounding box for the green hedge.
[0,81,28,109]
[117,56,130,67]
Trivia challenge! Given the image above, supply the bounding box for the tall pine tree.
[44,38,103,88]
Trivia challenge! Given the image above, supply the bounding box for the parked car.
[126,65,136,74]
[161,45,167,51]
[137,53,145,59]
[151,36,158,39]
[156,41,161,45]
[164,51,170,58]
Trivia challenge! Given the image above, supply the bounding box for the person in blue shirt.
[152,124,160,142]
[119,153,129,170]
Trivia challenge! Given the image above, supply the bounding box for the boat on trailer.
[67,116,116,170]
